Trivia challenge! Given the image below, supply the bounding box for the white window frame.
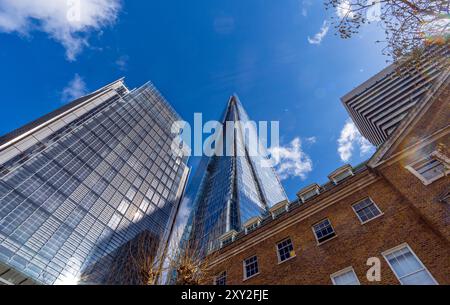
[297,184,320,203]
[405,151,449,185]
[312,218,337,245]
[243,255,259,281]
[271,207,285,219]
[351,197,384,225]
[300,189,319,202]
[244,219,261,234]
[330,266,360,285]
[382,243,438,285]
[330,169,354,185]
[214,271,227,285]
[275,238,296,264]
[219,230,237,248]
[221,236,234,247]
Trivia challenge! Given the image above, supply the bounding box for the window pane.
[401,270,436,285]
[277,239,294,262]
[387,250,421,277]
[332,270,359,285]
[413,158,445,181]
[244,256,259,278]
[313,219,335,243]
[353,199,381,222]
[386,246,436,285]
[215,271,226,285]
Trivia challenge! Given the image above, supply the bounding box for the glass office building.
[0,79,189,285]
[185,96,287,255]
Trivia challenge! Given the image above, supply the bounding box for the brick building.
[205,67,450,285]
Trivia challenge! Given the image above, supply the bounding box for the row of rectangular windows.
[0,84,183,181]
[240,197,383,244]
[216,243,437,285]
[0,84,185,282]
[216,198,384,283]
[0,135,183,280]
[1,84,182,180]
[0,154,176,235]
[1,122,183,205]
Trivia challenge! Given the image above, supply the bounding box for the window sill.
[277,255,297,265]
[317,235,338,246]
[406,158,449,186]
[420,173,447,186]
[360,213,384,225]
[243,273,260,282]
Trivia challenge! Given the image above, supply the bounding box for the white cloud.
[308,21,329,45]
[305,136,317,144]
[301,8,308,17]
[301,0,313,17]
[269,137,313,181]
[61,74,87,103]
[0,0,121,60]
[337,120,375,162]
[115,55,129,71]
[214,16,235,34]
[336,0,355,19]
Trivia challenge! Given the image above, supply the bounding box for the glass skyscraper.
[184,96,287,255]
[0,79,189,285]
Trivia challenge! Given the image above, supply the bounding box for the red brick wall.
[376,78,450,242]
[208,174,450,285]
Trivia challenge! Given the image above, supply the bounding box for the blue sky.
[0,0,389,199]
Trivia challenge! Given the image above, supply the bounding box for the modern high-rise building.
[342,48,449,147]
[184,95,287,255]
[0,79,189,285]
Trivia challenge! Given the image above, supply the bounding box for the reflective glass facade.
[0,80,188,284]
[186,96,287,254]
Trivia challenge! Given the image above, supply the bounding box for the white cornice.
[209,171,380,267]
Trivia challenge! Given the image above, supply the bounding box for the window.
[117,200,130,215]
[214,271,227,285]
[301,189,318,201]
[243,256,259,280]
[139,198,150,212]
[312,219,336,244]
[383,244,437,285]
[271,207,285,218]
[352,198,382,224]
[245,222,259,234]
[221,236,233,247]
[276,238,295,263]
[219,230,237,248]
[269,200,289,218]
[297,184,320,203]
[133,211,144,222]
[406,152,449,185]
[328,165,354,184]
[125,187,137,201]
[331,267,360,285]
[108,213,122,230]
[331,170,352,184]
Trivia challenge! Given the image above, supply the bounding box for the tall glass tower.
[0,79,189,285]
[185,96,287,255]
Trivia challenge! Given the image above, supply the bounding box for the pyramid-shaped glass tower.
[184,95,287,254]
